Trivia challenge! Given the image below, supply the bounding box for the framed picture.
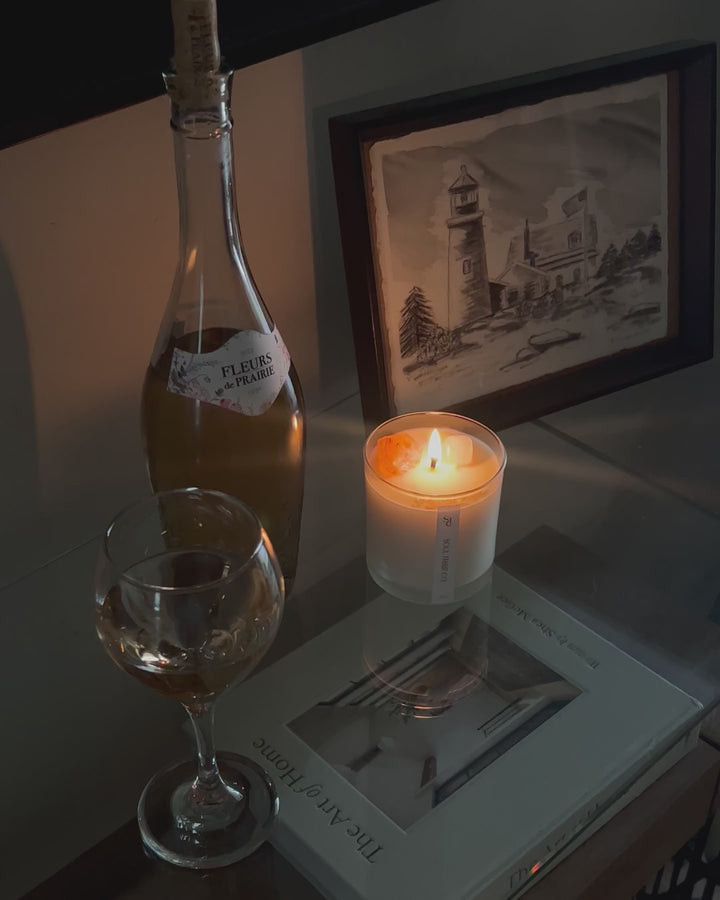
[329,42,716,432]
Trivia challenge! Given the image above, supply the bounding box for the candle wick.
[429,457,438,471]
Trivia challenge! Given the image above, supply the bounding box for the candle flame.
[427,429,441,470]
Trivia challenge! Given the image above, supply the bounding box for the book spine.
[477,729,698,900]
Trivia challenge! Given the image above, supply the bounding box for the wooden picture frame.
[329,42,716,432]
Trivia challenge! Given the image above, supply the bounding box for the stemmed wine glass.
[94,487,285,868]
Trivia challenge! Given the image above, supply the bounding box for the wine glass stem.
[186,701,223,794]
[177,701,246,834]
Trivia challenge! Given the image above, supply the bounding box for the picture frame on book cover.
[329,41,716,432]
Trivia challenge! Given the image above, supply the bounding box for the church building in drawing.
[497,188,598,311]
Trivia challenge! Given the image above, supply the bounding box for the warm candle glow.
[427,429,442,471]
[364,412,507,604]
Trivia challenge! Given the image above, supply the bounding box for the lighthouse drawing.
[362,72,669,420]
[445,164,492,330]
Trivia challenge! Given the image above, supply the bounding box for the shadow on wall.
[0,245,40,587]
[0,245,152,589]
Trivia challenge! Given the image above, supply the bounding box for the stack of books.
[214,546,703,900]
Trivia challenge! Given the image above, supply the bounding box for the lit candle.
[364,412,506,605]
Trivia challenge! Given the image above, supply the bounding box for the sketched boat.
[528,328,581,350]
[515,346,540,363]
[623,302,661,319]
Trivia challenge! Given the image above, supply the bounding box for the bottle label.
[167,327,291,415]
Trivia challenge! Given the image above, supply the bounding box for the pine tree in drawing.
[646,223,662,256]
[399,286,436,358]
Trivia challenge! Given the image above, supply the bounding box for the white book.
[213,566,703,900]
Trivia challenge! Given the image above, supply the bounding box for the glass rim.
[364,411,507,498]
[103,487,265,593]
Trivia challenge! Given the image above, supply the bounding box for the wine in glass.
[94,487,285,868]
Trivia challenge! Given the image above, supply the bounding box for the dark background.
[0,0,439,150]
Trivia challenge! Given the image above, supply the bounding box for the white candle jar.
[364,412,506,605]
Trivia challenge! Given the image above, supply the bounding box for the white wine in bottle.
[141,0,305,595]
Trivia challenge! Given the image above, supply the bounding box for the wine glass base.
[138,751,278,869]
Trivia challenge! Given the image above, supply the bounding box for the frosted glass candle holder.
[364,412,506,605]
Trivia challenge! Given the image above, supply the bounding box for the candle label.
[432,507,461,604]
[167,326,290,415]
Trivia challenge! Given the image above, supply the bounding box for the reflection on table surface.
[9,356,720,900]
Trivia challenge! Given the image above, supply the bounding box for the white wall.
[0,0,718,895]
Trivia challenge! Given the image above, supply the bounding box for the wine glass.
[94,487,285,869]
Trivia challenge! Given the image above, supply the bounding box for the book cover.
[213,566,703,900]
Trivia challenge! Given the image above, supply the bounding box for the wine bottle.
[141,0,306,595]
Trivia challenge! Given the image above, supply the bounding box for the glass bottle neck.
[170,96,241,270]
[158,70,271,341]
